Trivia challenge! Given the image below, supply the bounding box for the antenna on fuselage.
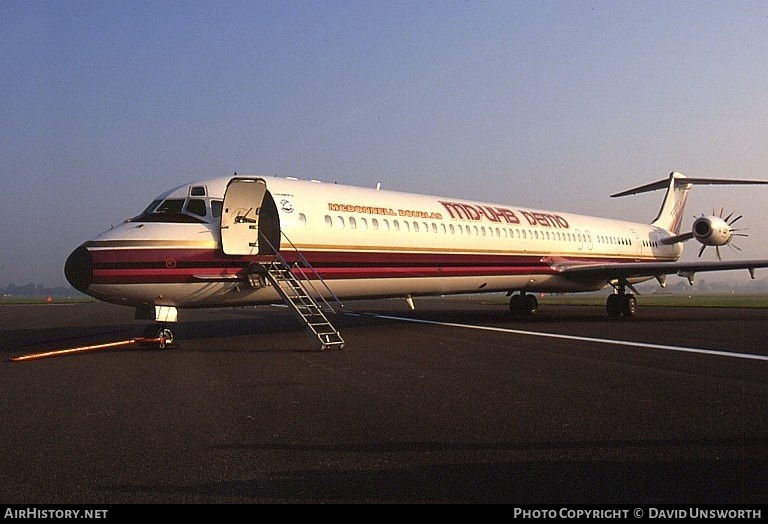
[376,182,381,190]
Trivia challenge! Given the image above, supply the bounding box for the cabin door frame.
[220,177,280,255]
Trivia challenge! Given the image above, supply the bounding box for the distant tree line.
[3,275,767,299]
[637,276,768,293]
[3,283,81,297]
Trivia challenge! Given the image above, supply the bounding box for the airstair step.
[262,256,344,351]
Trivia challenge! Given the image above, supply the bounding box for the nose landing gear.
[141,325,176,349]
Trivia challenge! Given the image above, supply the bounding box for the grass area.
[538,293,768,308]
[472,292,768,308]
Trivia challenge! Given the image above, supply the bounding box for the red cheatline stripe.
[87,247,640,267]
[90,264,558,285]
[85,247,660,285]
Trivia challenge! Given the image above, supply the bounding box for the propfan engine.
[692,208,748,260]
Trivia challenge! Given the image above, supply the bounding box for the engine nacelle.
[692,215,732,246]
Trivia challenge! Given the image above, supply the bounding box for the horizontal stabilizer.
[611,172,768,234]
[611,175,768,198]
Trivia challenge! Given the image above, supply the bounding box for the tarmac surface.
[1,297,767,504]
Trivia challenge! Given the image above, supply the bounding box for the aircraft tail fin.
[611,172,768,234]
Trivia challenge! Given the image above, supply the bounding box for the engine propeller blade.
[696,207,747,260]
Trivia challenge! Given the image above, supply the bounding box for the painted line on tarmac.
[364,313,768,362]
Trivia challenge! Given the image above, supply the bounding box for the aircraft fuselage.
[65,175,681,311]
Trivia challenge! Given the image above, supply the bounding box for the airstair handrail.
[258,231,344,313]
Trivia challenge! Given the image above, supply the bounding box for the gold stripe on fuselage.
[84,239,670,261]
[84,240,219,249]
[290,242,673,261]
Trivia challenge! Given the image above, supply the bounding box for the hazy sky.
[3,1,768,287]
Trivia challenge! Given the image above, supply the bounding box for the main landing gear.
[508,289,638,319]
[509,292,539,318]
[606,285,637,318]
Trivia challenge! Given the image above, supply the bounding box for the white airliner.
[64,171,768,349]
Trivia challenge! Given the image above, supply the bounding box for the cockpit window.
[211,200,222,218]
[155,199,185,213]
[185,199,207,217]
[128,198,207,224]
[190,186,206,197]
[142,199,163,214]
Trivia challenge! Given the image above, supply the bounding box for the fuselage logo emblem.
[280,199,294,213]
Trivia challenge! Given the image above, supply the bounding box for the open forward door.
[220,177,280,255]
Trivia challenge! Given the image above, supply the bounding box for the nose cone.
[64,246,93,293]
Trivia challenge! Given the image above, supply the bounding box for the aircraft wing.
[550,258,768,284]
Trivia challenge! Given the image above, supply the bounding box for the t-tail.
[611,172,768,234]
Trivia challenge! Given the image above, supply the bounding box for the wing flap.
[552,259,768,282]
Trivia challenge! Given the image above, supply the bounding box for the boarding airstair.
[250,233,345,351]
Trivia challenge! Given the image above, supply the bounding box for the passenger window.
[299,213,306,225]
[349,217,357,229]
[325,215,332,227]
